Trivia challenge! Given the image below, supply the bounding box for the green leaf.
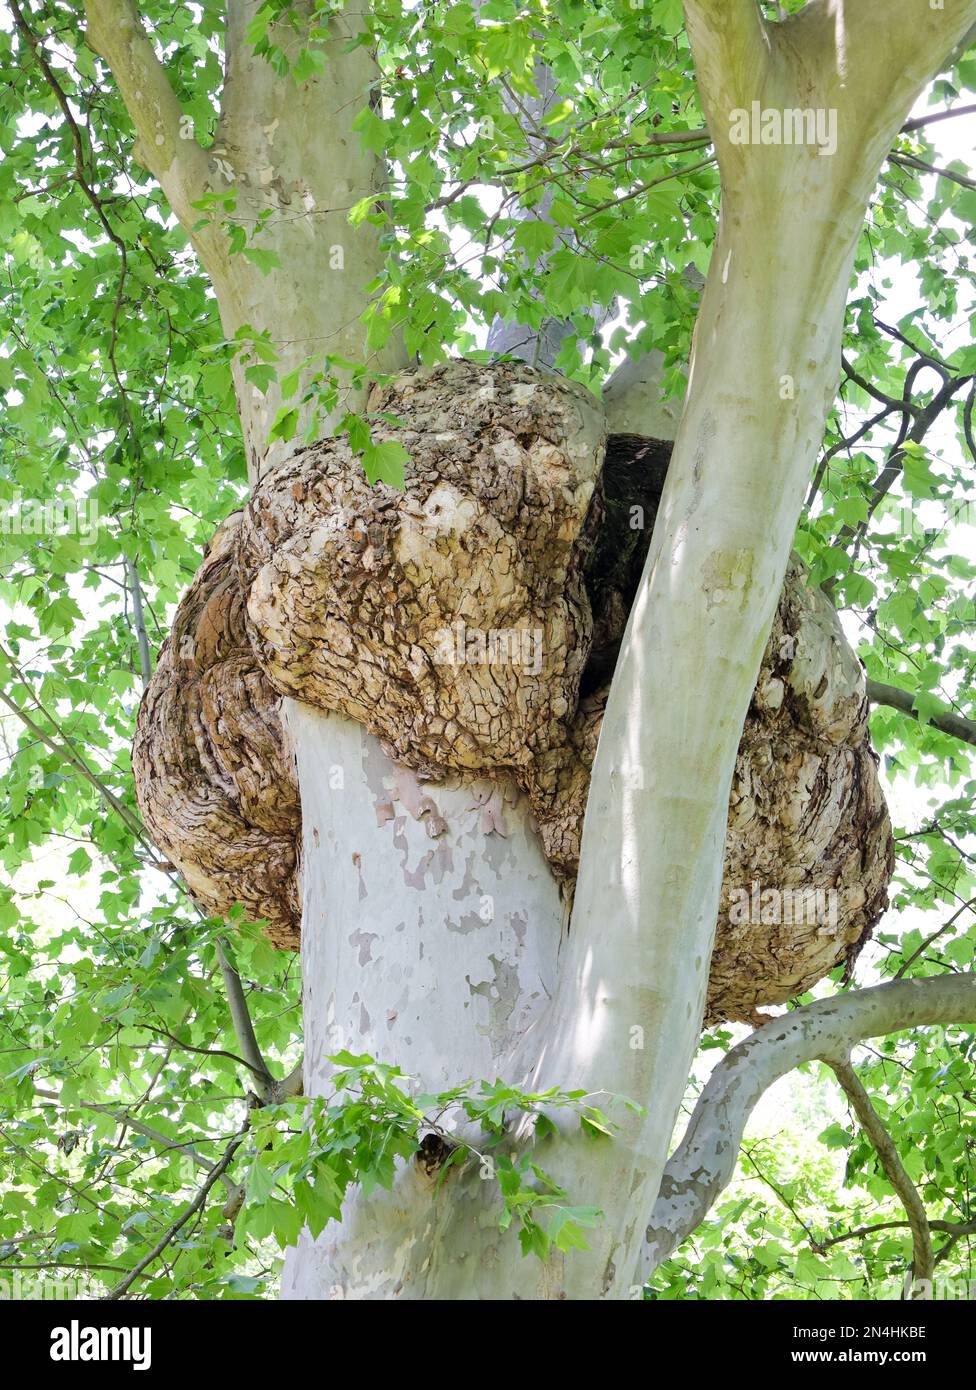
[67,847,92,876]
[292,48,327,84]
[361,440,409,488]
[269,406,299,442]
[513,220,557,260]
[352,105,387,155]
[242,247,282,276]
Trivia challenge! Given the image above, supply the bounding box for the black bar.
[3,1294,971,1374]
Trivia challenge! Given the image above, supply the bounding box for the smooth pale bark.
[280,701,568,1299]
[85,0,407,477]
[284,702,565,1091]
[603,351,684,441]
[210,1,407,471]
[514,214,860,1299]
[642,974,976,1278]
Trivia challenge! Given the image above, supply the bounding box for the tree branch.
[821,367,971,588]
[0,667,150,851]
[32,1085,238,1192]
[124,556,153,687]
[684,0,976,206]
[682,0,770,134]
[893,895,976,981]
[903,102,976,132]
[817,1216,976,1251]
[9,0,141,445]
[214,940,275,1104]
[602,350,683,441]
[100,1124,248,1300]
[826,1057,934,1293]
[133,1020,272,1094]
[843,4,976,133]
[0,651,276,1106]
[867,679,976,749]
[272,1060,304,1103]
[83,0,213,236]
[890,151,976,192]
[641,974,976,1279]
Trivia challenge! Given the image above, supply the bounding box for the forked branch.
[641,974,976,1279]
[681,0,770,136]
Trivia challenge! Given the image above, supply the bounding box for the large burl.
[132,514,301,946]
[133,360,893,1024]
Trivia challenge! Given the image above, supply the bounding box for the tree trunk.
[100,0,976,1301]
[85,0,408,480]
[280,703,568,1298]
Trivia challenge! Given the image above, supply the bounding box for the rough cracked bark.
[132,513,301,946]
[134,359,892,1026]
[238,360,604,777]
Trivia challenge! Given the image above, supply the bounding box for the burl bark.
[133,360,893,1024]
[132,514,301,938]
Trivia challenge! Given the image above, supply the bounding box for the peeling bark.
[133,360,892,1024]
[529,553,893,1025]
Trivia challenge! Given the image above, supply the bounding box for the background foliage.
[0,0,974,1298]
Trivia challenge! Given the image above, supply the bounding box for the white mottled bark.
[603,351,683,441]
[280,701,567,1299]
[514,232,860,1296]
[284,702,564,1091]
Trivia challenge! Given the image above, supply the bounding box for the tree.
[1,0,975,1302]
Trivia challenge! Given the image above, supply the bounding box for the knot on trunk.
[237,359,605,776]
[132,360,893,1024]
[709,559,894,1020]
[526,552,894,1023]
[132,513,301,948]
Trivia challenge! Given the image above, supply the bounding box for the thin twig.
[827,1057,934,1294]
[124,556,153,686]
[101,1125,249,1300]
